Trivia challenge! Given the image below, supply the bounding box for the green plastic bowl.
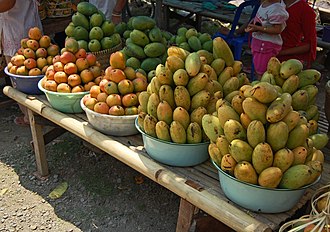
[135,118,209,167]
[212,160,321,213]
[38,78,88,113]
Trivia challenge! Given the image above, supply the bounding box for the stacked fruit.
[65,1,121,52]
[121,16,169,73]
[81,51,148,116]
[41,38,100,93]
[262,57,321,123]
[169,27,213,53]
[7,27,60,76]
[202,58,328,190]
[136,40,221,144]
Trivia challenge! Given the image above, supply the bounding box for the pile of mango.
[65,2,121,52]
[81,51,147,116]
[7,27,60,76]
[136,36,247,144]
[169,27,213,53]
[121,16,171,74]
[41,38,100,93]
[203,58,329,190]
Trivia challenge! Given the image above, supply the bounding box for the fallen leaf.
[48,182,68,199]
[134,176,144,185]
[0,188,8,196]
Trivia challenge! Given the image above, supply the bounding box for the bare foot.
[14,116,30,126]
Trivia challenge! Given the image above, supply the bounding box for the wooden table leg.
[164,5,169,31]
[176,198,197,232]
[196,14,202,32]
[155,0,164,29]
[27,109,49,178]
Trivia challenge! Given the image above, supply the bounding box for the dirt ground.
[0,90,180,231]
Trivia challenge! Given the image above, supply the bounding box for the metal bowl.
[80,97,138,136]
[5,67,44,95]
[135,118,209,167]
[38,78,88,113]
[212,160,320,213]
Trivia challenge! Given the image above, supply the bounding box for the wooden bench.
[3,85,330,232]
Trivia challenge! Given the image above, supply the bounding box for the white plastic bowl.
[80,97,138,136]
[135,118,209,167]
[38,78,88,113]
[212,160,320,213]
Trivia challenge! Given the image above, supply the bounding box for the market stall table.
[3,86,330,232]
[156,0,255,31]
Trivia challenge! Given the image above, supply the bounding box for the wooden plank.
[176,198,196,232]
[27,109,49,177]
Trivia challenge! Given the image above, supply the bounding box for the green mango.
[156,101,173,125]
[266,121,289,152]
[201,114,223,143]
[252,142,273,174]
[224,119,246,142]
[159,85,175,110]
[174,86,191,111]
[273,148,294,173]
[155,121,171,142]
[170,121,187,144]
[187,122,203,144]
[279,164,312,189]
[247,120,265,148]
[173,107,190,130]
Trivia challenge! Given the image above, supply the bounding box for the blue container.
[322,25,330,43]
[212,160,320,213]
[4,67,43,95]
[135,118,209,167]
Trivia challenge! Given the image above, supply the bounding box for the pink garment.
[251,38,282,75]
[252,1,288,45]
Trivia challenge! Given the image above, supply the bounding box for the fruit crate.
[46,0,72,18]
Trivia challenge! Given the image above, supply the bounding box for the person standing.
[89,0,126,24]
[0,0,43,125]
[245,0,289,79]
[277,0,317,68]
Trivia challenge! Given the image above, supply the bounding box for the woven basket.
[279,184,330,232]
[46,0,72,18]
[92,42,123,70]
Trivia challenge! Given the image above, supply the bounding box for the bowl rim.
[38,77,89,96]
[4,66,44,78]
[211,159,320,192]
[135,117,210,146]
[80,95,138,119]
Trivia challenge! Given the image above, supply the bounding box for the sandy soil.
[0,98,180,232]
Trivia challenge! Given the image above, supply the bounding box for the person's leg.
[14,104,30,126]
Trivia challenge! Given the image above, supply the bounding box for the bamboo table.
[3,86,330,232]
